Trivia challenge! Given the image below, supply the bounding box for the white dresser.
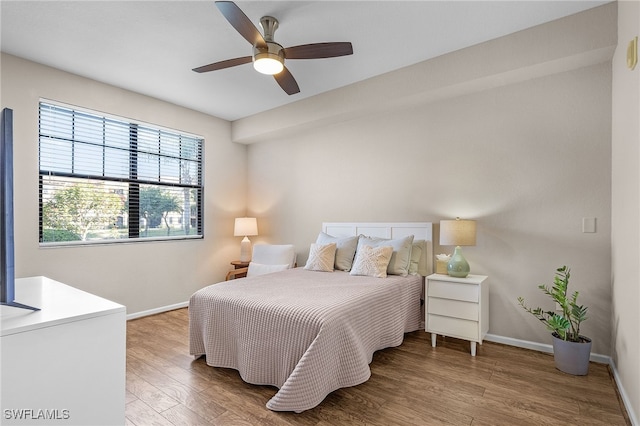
[425,273,489,356]
[1,277,126,425]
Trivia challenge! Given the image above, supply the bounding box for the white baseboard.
[126,301,188,320]
[483,333,610,364]
[610,361,639,426]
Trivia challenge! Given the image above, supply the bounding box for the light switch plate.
[628,36,638,70]
[582,217,596,233]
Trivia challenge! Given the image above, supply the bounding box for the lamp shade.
[234,217,258,237]
[440,218,476,246]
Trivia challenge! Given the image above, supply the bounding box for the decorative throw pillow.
[304,243,337,272]
[357,235,414,276]
[247,262,289,278]
[349,245,394,278]
[315,232,359,271]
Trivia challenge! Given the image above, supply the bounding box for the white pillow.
[247,262,289,278]
[251,244,296,268]
[357,235,414,276]
[349,245,394,278]
[316,232,359,271]
[304,243,337,272]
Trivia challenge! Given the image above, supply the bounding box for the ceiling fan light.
[253,53,284,75]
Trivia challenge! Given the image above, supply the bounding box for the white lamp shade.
[440,218,477,246]
[234,217,258,237]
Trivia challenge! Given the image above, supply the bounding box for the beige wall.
[245,5,615,358]
[0,53,247,315]
[612,0,640,422]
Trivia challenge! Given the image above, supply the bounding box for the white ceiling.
[1,1,609,121]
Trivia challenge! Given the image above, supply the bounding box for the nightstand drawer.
[428,297,478,321]
[428,280,478,302]
[427,314,479,341]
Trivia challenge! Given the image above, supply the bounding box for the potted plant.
[517,266,591,375]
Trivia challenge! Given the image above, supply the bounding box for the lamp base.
[447,246,470,278]
[239,236,252,262]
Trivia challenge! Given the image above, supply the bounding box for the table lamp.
[234,217,258,262]
[439,217,477,278]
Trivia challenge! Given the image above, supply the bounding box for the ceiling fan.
[193,1,353,95]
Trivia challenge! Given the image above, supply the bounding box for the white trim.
[40,234,203,248]
[484,333,554,353]
[610,361,639,426]
[484,333,610,363]
[126,301,188,320]
[484,333,637,425]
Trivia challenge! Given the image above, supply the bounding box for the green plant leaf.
[517,266,587,343]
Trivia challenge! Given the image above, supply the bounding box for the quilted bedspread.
[189,268,422,412]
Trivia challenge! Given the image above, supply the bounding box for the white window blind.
[39,101,203,244]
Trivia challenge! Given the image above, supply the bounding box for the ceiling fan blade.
[192,56,252,73]
[273,67,300,95]
[215,1,266,49]
[283,42,353,60]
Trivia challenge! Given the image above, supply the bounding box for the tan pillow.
[349,245,394,278]
[409,241,423,275]
[304,243,337,272]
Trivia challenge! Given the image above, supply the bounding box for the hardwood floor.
[125,308,629,425]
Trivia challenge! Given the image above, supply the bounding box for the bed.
[189,222,433,412]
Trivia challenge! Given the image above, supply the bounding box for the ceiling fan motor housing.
[252,41,285,74]
[253,42,285,63]
[252,15,285,74]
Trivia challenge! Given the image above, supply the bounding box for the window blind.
[39,101,203,244]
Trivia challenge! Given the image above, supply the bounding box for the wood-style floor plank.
[125,308,630,426]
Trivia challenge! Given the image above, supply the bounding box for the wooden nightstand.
[231,260,250,269]
[425,273,489,356]
[229,260,250,279]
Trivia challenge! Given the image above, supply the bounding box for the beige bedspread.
[188,267,422,412]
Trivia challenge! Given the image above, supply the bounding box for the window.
[39,101,203,245]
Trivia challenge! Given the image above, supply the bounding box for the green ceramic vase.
[447,246,470,278]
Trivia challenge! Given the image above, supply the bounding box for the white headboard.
[322,222,433,276]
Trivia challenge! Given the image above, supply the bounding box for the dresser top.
[427,273,488,284]
[1,276,125,337]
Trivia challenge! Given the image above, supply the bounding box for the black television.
[1,108,38,310]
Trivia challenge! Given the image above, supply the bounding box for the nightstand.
[425,273,489,356]
[230,260,250,278]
